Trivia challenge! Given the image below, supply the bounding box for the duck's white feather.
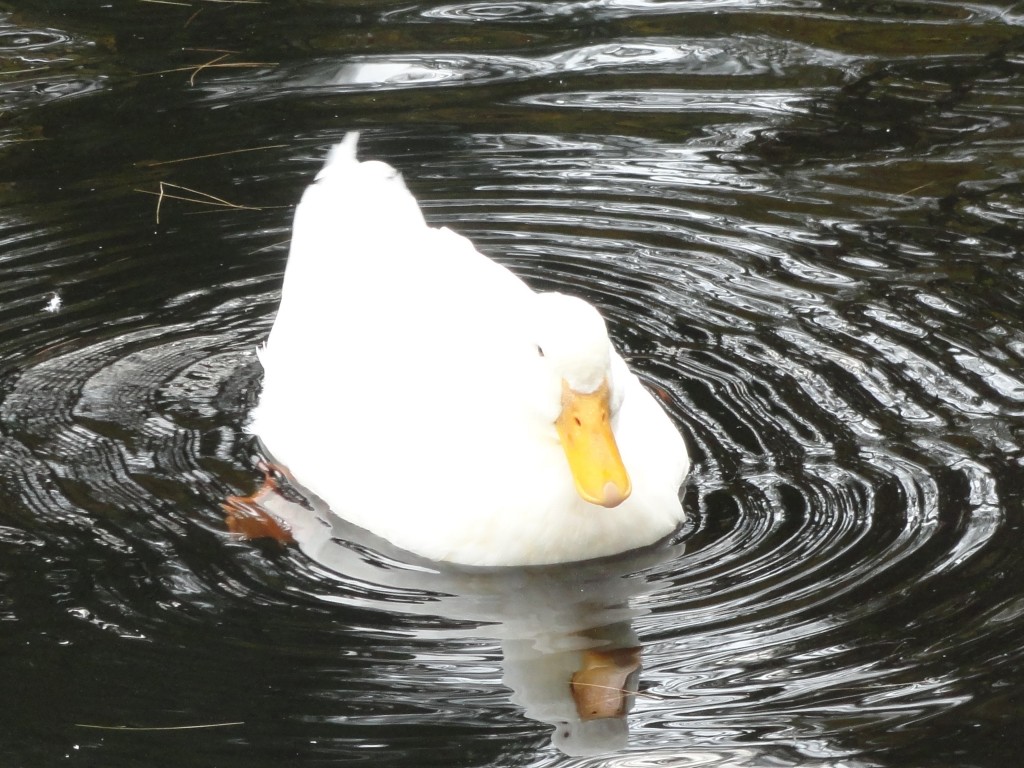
[251,133,689,566]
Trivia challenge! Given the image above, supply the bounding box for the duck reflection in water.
[225,470,678,756]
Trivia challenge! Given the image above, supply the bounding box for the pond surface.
[2,1,1024,766]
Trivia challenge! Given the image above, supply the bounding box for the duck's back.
[267,133,530,347]
[251,135,544,531]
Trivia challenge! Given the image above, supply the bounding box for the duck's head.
[531,292,632,509]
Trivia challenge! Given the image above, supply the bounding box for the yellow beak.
[555,379,631,508]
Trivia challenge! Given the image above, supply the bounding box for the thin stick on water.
[0,66,49,77]
[189,52,228,85]
[135,182,267,224]
[901,181,939,197]
[140,0,266,5]
[74,721,244,731]
[141,55,274,84]
[570,680,675,701]
[140,144,287,167]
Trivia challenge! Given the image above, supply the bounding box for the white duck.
[250,133,689,566]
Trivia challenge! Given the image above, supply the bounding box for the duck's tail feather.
[315,132,361,183]
[298,132,425,231]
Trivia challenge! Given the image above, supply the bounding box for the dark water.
[2,1,1024,766]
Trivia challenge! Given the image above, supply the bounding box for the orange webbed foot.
[222,461,294,545]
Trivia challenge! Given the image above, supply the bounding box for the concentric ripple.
[1,0,1024,763]
[0,12,105,129]
[2,126,1022,765]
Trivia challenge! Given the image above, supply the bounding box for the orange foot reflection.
[222,462,294,545]
[570,646,642,721]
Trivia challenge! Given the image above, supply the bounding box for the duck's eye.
[536,345,545,358]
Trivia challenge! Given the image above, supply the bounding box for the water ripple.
[0,12,104,127]
[415,0,985,25]
[0,14,1022,750]
[206,36,849,100]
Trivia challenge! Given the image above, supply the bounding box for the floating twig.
[141,0,266,5]
[249,238,291,255]
[136,181,266,224]
[0,66,49,77]
[901,180,939,197]
[142,53,275,84]
[568,680,673,701]
[189,52,228,85]
[140,143,288,168]
[75,721,244,731]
